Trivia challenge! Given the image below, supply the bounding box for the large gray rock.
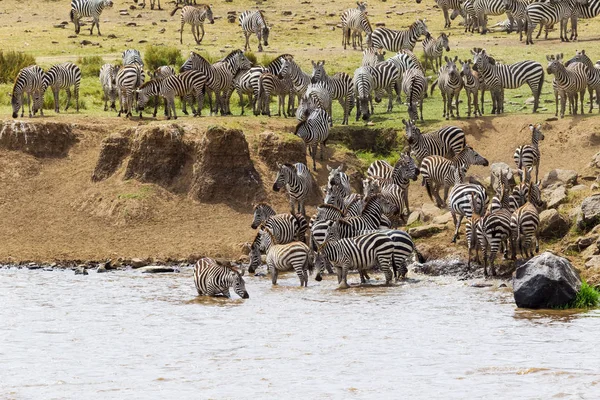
[541,169,578,189]
[538,209,570,239]
[420,203,443,221]
[490,162,515,189]
[542,186,567,209]
[513,252,581,309]
[408,224,446,238]
[577,194,600,231]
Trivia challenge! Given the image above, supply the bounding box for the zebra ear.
[444,56,449,62]
[327,165,333,172]
[311,60,317,68]
[529,124,534,131]
[239,265,246,277]
[453,55,458,62]
[339,163,345,171]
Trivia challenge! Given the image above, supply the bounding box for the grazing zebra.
[371,19,429,52]
[525,0,587,44]
[257,72,293,117]
[239,10,270,52]
[70,0,113,35]
[134,0,160,10]
[41,62,81,114]
[473,0,509,34]
[251,203,307,243]
[294,108,330,171]
[11,65,45,119]
[273,163,312,216]
[326,164,352,198]
[566,50,600,113]
[116,64,145,118]
[449,180,488,243]
[420,146,489,207]
[342,5,372,50]
[362,47,386,67]
[510,182,542,259]
[436,0,466,28]
[353,67,374,121]
[279,55,312,114]
[122,49,143,67]
[422,32,451,72]
[513,124,545,182]
[248,228,313,286]
[402,119,466,166]
[546,53,588,119]
[99,64,119,111]
[136,74,202,120]
[341,2,368,49]
[459,60,482,117]
[314,232,395,288]
[402,67,428,122]
[369,61,402,113]
[432,56,463,120]
[170,4,214,45]
[194,258,249,298]
[471,48,544,114]
[310,61,355,125]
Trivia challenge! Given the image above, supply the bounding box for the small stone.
[577,194,600,231]
[97,264,108,273]
[570,184,587,192]
[420,203,443,221]
[407,210,422,226]
[74,266,88,275]
[432,212,453,225]
[539,209,570,239]
[543,186,567,209]
[585,255,600,269]
[130,258,146,268]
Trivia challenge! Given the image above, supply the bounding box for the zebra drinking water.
[194,258,249,298]
[70,0,113,36]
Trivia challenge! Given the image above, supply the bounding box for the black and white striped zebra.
[503,0,530,41]
[402,119,466,166]
[327,164,352,198]
[402,67,428,122]
[371,19,429,52]
[11,65,45,119]
[332,195,398,236]
[420,146,489,207]
[314,232,395,288]
[572,0,600,39]
[310,60,355,125]
[239,10,270,52]
[432,56,463,120]
[525,0,587,44]
[473,0,509,34]
[566,49,600,113]
[510,182,542,259]
[478,200,514,276]
[273,163,312,216]
[194,258,249,298]
[99,64,119,111]
[294,108,330,171]
[279,55,311,114]
[170,3,214,45]
[122,49,143,67]
[248,228,313,286]
[353,67,374,121]
[362,47,386,67]
[471,48,544,114]
[513,124,545,182]
[342,5,373,50]
[116,64,145,118]
[136,74,202,120]
[41,62,82,114]
[296,82,333,122]
[341,2,368,49]
[257,72,293,117]
[134,0,160,10]
[422,32,451,72]
[251,203,307,243]
[459,59,482,117]
[70,0,113,35]
[547,53,588,118]
[370,61,402,113]
[448,180,489,243]
[436,0,465,27]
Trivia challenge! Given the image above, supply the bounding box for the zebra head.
[459,59,473,78]
[135,81,158,112]
[273,163,294,192]
[450,7,464,21]
[528,123,545,144]
[439,33,450,52]
[566,49,593,68]
[357,1,368,12]
[327,164,345,187]
[310,60,327,84]
[324,184,345,209]
[459,145,489,168]
[444,56,460,80]
[251,203,275,229]
[414,19,429,37]
[248,227,273,273]
[546,54,565,75]
[395,152,419,182]
[262,25,270,47]
[231,267,249,299]
[10,92,22,119]
[205,5,215,24]
[471,48,490,72]
[402,118,420,146]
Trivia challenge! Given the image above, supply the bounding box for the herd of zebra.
[194,118,548,298]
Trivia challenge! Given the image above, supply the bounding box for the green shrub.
[569,281,600,309]
[0,50,36,84]
[260,54,276,67]
[144,45,184,71]
[245,51,257,65]
[77,55,104,78]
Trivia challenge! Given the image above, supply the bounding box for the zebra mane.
[258,10,268,23]
[220,49,243,63]
[317,204,344,214]
[282,162,297,170]
[253,202,274,212]
[334,218,353,228]
[137,80,158,90]
[266,54,293,68]
[189,51,212,68]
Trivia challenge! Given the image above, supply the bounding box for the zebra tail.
[170,6,182,17]
[69,8,75,22]
[414,248,425,263]
[306,254,315,275]
[430,79,438,96]
[423,178,434,202]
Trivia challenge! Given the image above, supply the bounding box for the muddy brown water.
[2,267,600,399]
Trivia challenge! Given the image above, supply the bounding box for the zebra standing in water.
[513,124,544,182]
[251,203,307,243]
[473,0,510,34]
[116,64,145,118]
[310,61,355,125]
[294,108,330,171]
[170,4,214,45]
[401,68,428,122]
[70,0,113,35]
[471,48,544,114]
[422,32,451,72]
[341,2,368,49]
[343,5,372,50]
[546,54,588,119]
[99,64,120,111]
[122,49,143,67]
[41,63,82,114]
[459,60,482,117]
[194,258,249,298]
[566,50,600,113]
[402,119,466,166]
[432,56,463,120]
[370,19,429,52]
[273,163,312,216]
[239,10,270,52]
[11,65,45,118]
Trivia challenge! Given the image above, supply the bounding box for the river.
[1,267,600,399]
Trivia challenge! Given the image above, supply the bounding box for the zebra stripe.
[459,60,482,117]
[310,61,355,125]
[525,0,585,44]
[511,199,540,259]
[566,50,600,113]
[70,0,113,35]
[342,8,372,50]
[194,258,249,298]
[279,55,311,114]
[239,10,270,52]
[251,203,307,243]
[273,163,312,216]
[294,108,330,171]
[503,0,531,41]
[122,49,143,67]
[341,2,368,49]
[473,0,508,34]
[296,82,333,122]
[436,0,465,28]
[402,119,466,165]
[11,65,45,118]
[449,182,489,243]
[326,165,352,198]
[371,20,429,52]
[432,56,463,120]
[257,72,293,117]
[422,32,450,72]
[42,62,82,114]
[136,72,204,119]
[116,64,145,118]
[353,66,374,121]
[170,4,214,45]
[513,124,545,182]
[99,64,119,111]
[546,54,588,119]
[328,195,396,235]
[362,47,385,67]
[402,67,428,122]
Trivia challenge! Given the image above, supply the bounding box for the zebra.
[279,55,312,115]
[70,0,113,35]
[134,0,160,10]
[510,182,542,259]
[473,0,510,34]
[471,48,544,114]
[402,67,428,122]
[436,0,466,28]
[353,67,374,121]
[294,108,330,171]
[466,193,485,268]
[194,258,249,298]
[371,20,429,52]
[342,6,372,50]
[122,49,143,67]
[273,163,312,216]
[248,228,313,286]
[310,61,355,125]
[566,50,600,113]
[547,53,588,118]
[503,0,530,41]
[362,47,386,67]
[402,119,466,166]
[296,82,333,123]
[239,10,270,52]
[478,193,514,276]
[328,195,398,236]
[369,61,402,113]
[431,56,463,120]
[513,124,545,183]
[387,50,425,103]
[315,232,395,288]
[422,32,451,72]
[326,164,352,198]
[525,0,587,44]
[459,60,482,117]
[572,0,600,40]
[136,74,201,120]
[420,146,489,207]
[99,64,119,111]
[257,72,293,117]
[170,4,214,45]
[116,64,145,118]
[251,203,307,243]
[341,2,368,49]
[41,62,82,114]
[448,179,489,243]
[11,65,45,119]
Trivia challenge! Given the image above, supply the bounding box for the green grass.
[117,185,154,200]
[554,281,600,309]
[77,55,104,78]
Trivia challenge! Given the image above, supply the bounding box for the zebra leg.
[199,25,205,43]
[380,255,393,285]
[271,266,279,285]
[170,97,177,120]
[443,8,450,28]
[466,92,472,118]
[96,18,102,36]
[452,213,463,243]
[588,87,594,113]
[257,32,263,52]
[455,92,460,119]
[65,88,72,111]
[74,84,79,113]
[53,88,60,113]
[580,89,585,117]
[386,87,393,112]
[442,92,447,118]
[355,97,360,121]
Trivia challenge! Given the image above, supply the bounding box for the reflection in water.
[1,267,600,399]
